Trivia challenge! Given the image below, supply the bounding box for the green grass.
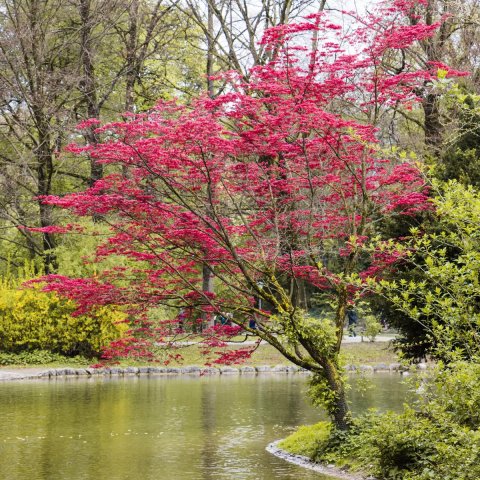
[0,339,399,369]
[341,342,398,366]
[153,339,398,367]
[0,350,91,367]
[278,421,332,458]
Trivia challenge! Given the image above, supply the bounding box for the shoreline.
[0,362,409,381]
[266,440,375,480]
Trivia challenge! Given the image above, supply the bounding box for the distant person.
[347,308,358,326]
[347,308,357,337]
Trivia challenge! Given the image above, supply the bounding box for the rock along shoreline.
[0,362,413,381]
[266,440,376,480]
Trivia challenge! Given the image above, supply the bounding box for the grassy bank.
[157,340,397,368]
[0,340,398,369]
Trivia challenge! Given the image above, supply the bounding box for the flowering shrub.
[0,278,127,357]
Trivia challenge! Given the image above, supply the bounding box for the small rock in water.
[255,366,272,373]
[124,367,139,375]
[219,366,239,374]
[359,365,374,373]
[202,367,220,375]
[166,367,180,374]
[240,366,256,374]
[181,366,201,374]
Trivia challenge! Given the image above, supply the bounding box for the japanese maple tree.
[37,0,448,429]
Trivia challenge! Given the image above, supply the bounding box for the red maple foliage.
[31,0,454,429]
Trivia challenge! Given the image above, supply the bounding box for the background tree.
[180,0,327,95]
[437,89,480,186]
[378,0,480,152]
[0,0,81,272]
[0,0,202,274]
[367,180,480,361]
[360,0,480,355]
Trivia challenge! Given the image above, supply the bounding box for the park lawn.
[341,341,398,366]
[149,340,399,367]
[0,339,399,369]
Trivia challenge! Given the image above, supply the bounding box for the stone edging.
[0,365,298,380]
[0,362,418,381]
[266,440,376,480]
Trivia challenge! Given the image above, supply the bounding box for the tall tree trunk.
[291,278,308,309]
[201,2,216,328]
[418,1,447,153]
[34,121,57,273]
[79,0,102,186]
[206,0,214,98]
[423,92,443,151]
[125,0,139,112]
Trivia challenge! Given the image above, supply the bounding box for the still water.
[0,373,408,480]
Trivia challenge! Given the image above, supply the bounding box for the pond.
[0,373,409,480]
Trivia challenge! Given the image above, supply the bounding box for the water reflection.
[0,374,407,480]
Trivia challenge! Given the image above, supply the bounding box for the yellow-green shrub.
[0,280,127,357]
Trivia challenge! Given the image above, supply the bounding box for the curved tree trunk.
[323,359,351,431]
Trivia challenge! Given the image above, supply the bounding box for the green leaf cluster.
[373,181,480,361]
[437,88,480,187]
[0,277,127,357]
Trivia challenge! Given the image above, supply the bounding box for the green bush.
[0,278,127,357]
[364,316,382,342]
[420,361,480,429]
[0,350,88,366]
[351,410,480,480]
[302,409,480,480]
[352,410,438,479]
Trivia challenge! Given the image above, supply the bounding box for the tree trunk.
[200,9,216,328]
[334,285,348,352]
[323,360,351,431]
[291,277,308,309]
[422,92,443,151]
[35,130,57,273]
[202,264,215,328]
[38,202,57,273]
[125,0,139,112]
[79,0,102,186]
[206,0,214,98]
